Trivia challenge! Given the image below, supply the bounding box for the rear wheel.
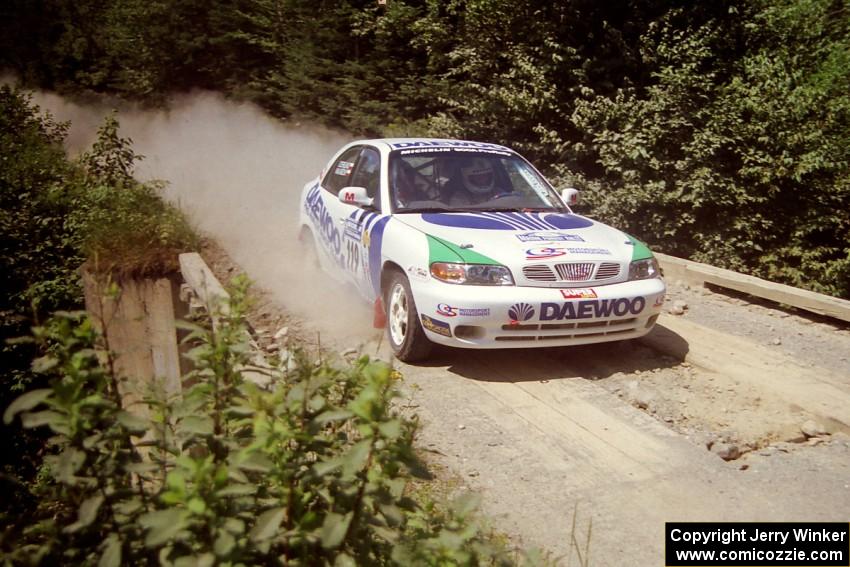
[385,271,432,362]
[299,228,321,271]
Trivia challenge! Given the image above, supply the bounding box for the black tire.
[385,271,432,362]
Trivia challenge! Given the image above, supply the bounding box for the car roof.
[355,138,515,154]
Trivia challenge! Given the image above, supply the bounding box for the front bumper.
[413,277,666,349]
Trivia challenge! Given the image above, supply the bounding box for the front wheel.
[385,272,432,362]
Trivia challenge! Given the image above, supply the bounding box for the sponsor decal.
[526,247,567,260]
[334,161,354,176]
[516,231,585,242]
[559,288,598,300]
[390,140,509,151]
[399,147,511,156]
[563,247,611,255]
[436,303,457,317]
[305,185,342,258]
[406,265,428,281]
[436,304,491,318]
[508,302,536,322]
[344,218,362,240]
[422,212,594,231]
[421,315,452,337]
[343,190,355,203]
[539,297,646,321]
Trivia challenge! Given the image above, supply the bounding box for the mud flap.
[373,297,386,328]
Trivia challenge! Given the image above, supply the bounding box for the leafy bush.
[0,87,198,536]
[565,1,850,297]
[2,280,535,566]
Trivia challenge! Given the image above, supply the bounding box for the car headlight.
[628,257,661,281]
[430,262,515,285]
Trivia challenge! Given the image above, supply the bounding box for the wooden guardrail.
[656,253,850,324]
[179,252,273,387]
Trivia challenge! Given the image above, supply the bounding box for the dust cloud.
[28,89,379,348]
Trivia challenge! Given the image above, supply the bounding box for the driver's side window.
[350,147,381,209]
[322,147,362,196]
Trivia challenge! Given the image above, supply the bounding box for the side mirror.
[561,187,580,207]
[339,186,374,208]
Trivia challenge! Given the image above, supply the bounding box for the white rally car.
[298,138,665,361]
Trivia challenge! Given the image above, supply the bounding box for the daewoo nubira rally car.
[298,138,665,362]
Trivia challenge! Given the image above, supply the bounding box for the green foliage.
[2,281,538,566]
[567,1,850,297]
[0,86,198,532]
[3,0,849,296]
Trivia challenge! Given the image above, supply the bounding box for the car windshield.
[389,149,566,213]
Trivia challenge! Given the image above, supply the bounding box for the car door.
[344,146,384,297]
[319,145,382,292]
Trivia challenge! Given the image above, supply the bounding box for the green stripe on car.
[627,234,654,262]
[427,235,500,265]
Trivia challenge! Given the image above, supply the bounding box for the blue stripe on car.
[421,212,594,231]
[368,216,391,295]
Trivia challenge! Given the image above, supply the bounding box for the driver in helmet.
[448,157,504,205]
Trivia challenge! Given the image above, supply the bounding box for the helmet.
[461,158,495,194]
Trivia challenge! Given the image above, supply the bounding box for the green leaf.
[117,410,150,433]
[334,552,357,567]
[379,503,404,527]
[378,419,402,440]
[139,509,189,547]
[320,512,352,549]
[174,554,214,567]
[3,388,52,424]
[249,507,286,542]
[98,534,122,567]
[313,457,343,477]
[64,494,104,533]
[187,498,206,515]
[364,361,392,384]
[451,493,481,518]
[56,447,86,483]
[236,452,273,473]
[341,439,372,478]
[32,355,59,373]
[113,498,143,517]
[313,409,354,425]
[216,483,257,497]
[178,415,214,436]
[21,410,63,429]
[214,530,236,557]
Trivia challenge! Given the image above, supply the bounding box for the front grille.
[523,265,557,281]
[596,262,621,280]
[554,262,595,282]
[523,261,624,285]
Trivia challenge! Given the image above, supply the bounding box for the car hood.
[395,211,641,285]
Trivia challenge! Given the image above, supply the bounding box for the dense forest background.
[1,0,849,298]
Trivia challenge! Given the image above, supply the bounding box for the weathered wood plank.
[178,252,271,387]
[179,252,230,318]
[83,272,182,410]
[656,253,850,323]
